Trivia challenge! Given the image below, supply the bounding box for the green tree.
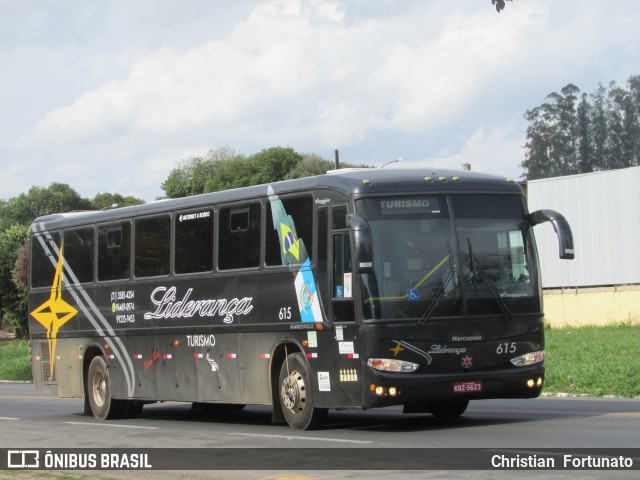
[162,146,374,197]
[0,225,29,338]
[250,146,303,183]
[521,106,553,180]
[576,93,593,173]
[628,75,640,165]
[609,81,640,168]
[531,84,580,177]
[521,83,583,180]
[91,192,144,210]
[203,155,255,192]
[26,182,92,216]
[521,76,640,180]
[607,83,627,170]
[204,146,303,193]
[590,84,609,171]
[0,183,91,230]
[285,153,372,179]
[285,153,335,179]
[161,146,243,198]
[1,183,142,229]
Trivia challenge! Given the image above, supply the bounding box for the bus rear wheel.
[278,353,327,430]
[87,356,124,420]
[427,399,469,418]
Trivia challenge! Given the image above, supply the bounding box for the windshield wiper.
[466,238,512,321]
[416,243,457,326]
[416,270,455,326]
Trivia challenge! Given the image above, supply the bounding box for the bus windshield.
[356,195,540,321]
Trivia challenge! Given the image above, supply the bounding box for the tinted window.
[356,195,539,320]
[98,223,131,281]
[316,208,329,311]
[218,204,261,270]
[64,228,95,283]
[355,196,460,320]
[31,231,61,288]
[333,232,352,299]
[451,195,537,314]
[333,206,348,230]
[175,209,213,274]
[135,216,170,277]
[266,195,313,266]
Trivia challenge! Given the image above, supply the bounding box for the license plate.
[453,380,482,393]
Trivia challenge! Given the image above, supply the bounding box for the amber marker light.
[103,344,110,350]
[302,340,309,347]
[173,340,180,347]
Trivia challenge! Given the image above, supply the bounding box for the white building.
[527,166,640,325]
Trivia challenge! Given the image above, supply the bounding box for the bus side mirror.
[348,214,374,273]
[528,209,575,260]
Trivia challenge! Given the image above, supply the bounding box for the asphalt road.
[1,383,639,479]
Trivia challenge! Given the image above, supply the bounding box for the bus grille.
[39,341,57,384]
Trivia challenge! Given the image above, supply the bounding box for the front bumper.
[362,364,545,408]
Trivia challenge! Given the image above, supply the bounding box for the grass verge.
[544,322,640,397]
[0,339,32,381]
[1,324,639,397]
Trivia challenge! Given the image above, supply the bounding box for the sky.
[1,0,639,203]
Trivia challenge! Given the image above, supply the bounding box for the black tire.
[278,353,327,430]
[427,399,469,418]
[87,356,124,420]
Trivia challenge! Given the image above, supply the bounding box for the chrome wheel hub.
[281,370,306,414]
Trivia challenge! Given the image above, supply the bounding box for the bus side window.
[175,209,214,274]
[265,195,313,267]
[31,231,61,288]
[333,231,355,322]
[316,208,329,316]
[64,227,95,283]
[219,203,261,270]
[98,223,131,281]
[333,206,348,229]
[135,215,171,277]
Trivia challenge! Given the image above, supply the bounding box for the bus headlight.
[510,350,545,367]
[367,358,419,373]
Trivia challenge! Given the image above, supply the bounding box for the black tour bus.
[28,168,573,429]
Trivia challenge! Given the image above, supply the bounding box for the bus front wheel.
[427,399,469,418]
[278,353,327,430]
